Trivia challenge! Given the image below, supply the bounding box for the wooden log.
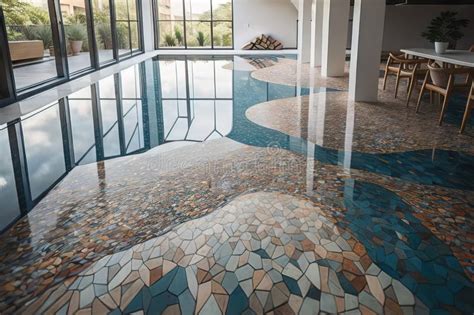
[241,35,284,50]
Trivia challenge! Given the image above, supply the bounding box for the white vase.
[434,42,449,54]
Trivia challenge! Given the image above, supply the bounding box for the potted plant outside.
[421,11,469,54]
[67,24,86,56]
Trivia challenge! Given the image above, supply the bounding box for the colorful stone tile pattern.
[20,192,430,315]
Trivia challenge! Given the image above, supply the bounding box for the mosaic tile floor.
[20,192,429,314]
[246,92,474,154]
[0,56,473,314]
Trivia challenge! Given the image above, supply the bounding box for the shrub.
[115,23,129,49]
[164,34,176,46]
[174,27,183,45]
[197,31,205,47]
[96,23,112,49]
[66,24,87,41]
[31,25,53,48]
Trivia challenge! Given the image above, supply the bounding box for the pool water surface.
[0,55,473,314]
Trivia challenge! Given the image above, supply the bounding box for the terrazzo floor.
[0,56,473,314]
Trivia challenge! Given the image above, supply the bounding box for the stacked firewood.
[242,35,283,50]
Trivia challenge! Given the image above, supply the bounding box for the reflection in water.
[22,104,66,200]
[160,58,233,142]
[0,55,473,312]
[0,57,234,232]
[0,126,20,230]
[68,87,97,165]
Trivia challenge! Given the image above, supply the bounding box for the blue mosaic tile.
[227,285,249,315]
[178,289,195,315]
[124,289,144,314]
[168,267,188,295]
[282,275,302,297]
[150,267,178,297]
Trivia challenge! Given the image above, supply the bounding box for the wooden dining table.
[400,48,474,68]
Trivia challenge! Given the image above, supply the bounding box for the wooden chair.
[460,82,474,133]
[382,53,428,106]
[416,61,473,126]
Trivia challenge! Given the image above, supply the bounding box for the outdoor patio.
[12,50,130,90]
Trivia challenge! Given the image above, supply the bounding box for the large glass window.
[60,0,94,74]
[0,0,143,106]
[156,0,232,49]
[92,0,115,64]
[115,0,140,57]
[4,0,63,91]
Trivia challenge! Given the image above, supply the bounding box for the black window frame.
[153,0,234,50]
[114,0,142,58]
[0,0,144,108]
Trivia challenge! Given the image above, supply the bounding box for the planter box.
[8,40,44,62]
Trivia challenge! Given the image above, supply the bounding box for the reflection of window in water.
[22,103,66,200]
[0,125,21,231]
[67,65,145,163]
[0,58,233,231]
[159,58,233,142]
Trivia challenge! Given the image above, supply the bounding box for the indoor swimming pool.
[0,54,473,314]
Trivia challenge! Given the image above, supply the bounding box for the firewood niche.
[242,35,283,50]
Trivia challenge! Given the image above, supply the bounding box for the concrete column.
[140,0,155,52]
[321,0,350,77]
[297,0,313,63]
[349,0,386,101]
[310,0,324,67]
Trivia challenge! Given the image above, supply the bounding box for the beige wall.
[60,0,86,16]
[234,0,298,49]
[348,5,474,51]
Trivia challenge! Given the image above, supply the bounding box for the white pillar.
[349,0,386,101]
[140,0,155,52]
[310,0,324,67]
[297,0,313,63]
[321,0,350,77]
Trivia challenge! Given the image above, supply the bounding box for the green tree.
[198,2,231,20]
[2,0,49,25]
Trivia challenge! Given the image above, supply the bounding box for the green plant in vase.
[421,11,469,54]
[67,24,86,55]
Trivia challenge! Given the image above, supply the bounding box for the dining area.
[383,46,474,134]
[381,11,474,134]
